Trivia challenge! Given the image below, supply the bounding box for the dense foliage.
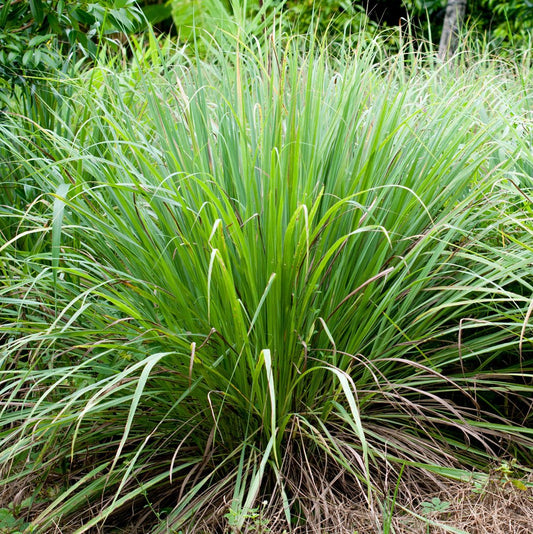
[0,0,141,89]
[405,0,533,46]
[166,0,533,49]
[2,0,531,84]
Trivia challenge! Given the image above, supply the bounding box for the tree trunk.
[438,0,467,60]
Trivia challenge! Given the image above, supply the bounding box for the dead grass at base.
[396,475,533,534]
[2,469,532,533]
[336,475,532,534]
[226,473,533,534]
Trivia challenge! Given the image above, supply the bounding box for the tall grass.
[1,33,532,532]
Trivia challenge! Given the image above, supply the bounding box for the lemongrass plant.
[0,31,532,533]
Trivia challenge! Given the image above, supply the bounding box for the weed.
[224,502,271,533]
[0,504,30,534]
[420,497,451,516]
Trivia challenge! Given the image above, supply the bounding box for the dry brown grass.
[2,467,531,533]
[398,475,533,534]
[226,471,533,534]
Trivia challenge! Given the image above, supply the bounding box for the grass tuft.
[1,32,532,532]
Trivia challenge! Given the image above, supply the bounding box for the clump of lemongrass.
[0,31,532,533]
